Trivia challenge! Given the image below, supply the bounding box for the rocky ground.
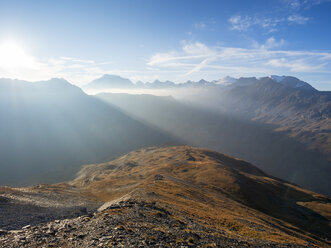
[0,146,330,247]
[0,200,313,248]
[0,185,100,230]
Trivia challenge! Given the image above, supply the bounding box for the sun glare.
[0,41,33,69]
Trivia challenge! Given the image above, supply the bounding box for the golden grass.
[68,146,331,247]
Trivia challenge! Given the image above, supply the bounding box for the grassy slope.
[69,146,331,247]
[96,93,331,197]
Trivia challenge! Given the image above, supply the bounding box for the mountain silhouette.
[82,74,134,90]
[0,78,178,186]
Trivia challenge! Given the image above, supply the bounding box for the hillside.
[182,77,331,159]
[0,78,178,186]
[217,77,331,157]
[97,93,331,196]
[84,74,330,159]
[0,146,330,247]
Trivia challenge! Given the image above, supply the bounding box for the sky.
[0,0,331,90]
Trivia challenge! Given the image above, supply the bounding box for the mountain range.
[97,92,330,196]
[1,75,330,196]
[82,74,317,91]
[0,78,177,186]
[83,74,330,158]
[184,76,331,158]
[0,75,330,247]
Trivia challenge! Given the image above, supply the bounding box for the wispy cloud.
[288,14,310,24]
[147,40,331,78]
[253,37,285,50]
[228,15,252,31]
[0,52,116,85]
[228,13,310,32]
[228,0,322,33]
[280,0,331,10]
[280,0,303,10]
[1,40,330,86]
[265,58,327,72]
[228,15,286,32]
[60,57,95,64]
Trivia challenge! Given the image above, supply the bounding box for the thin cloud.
[253,37,286,50]
[288,14,310,24]
[266,58,327,72]
[228,15,285,33]
[280,0,331,10]
[147,41,331,76]
[186,58,212,75]
[228,15,252,31]
[2,40,330,86]
[60,57,95,64]
[0,53,113,85]
[228,4,313,33]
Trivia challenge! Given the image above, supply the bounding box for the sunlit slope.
[215,77,331,157]
[0,79,178,186]
[71,146,331,246]
[163,76,331,159]
[97,93,331,196]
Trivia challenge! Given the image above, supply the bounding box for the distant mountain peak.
[268,75,316,91]
[83,74,134,89]
[269,75,286,83]
[214,76,237,85]
[41,78,72,87]
[48,77,68,82]
[99,74,126,80]
[81,74,318,92]
[198,79,209,84]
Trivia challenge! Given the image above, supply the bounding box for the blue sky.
[0,0,331,90]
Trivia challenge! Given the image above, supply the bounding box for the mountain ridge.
[82,74,134,89]
[0,78,178,186]
[81,74,322,91]
[97,92,331,196]
[0,146,330,247]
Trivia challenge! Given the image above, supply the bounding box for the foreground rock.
[0,200,312,248]
[0,185,100,230]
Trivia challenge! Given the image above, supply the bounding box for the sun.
[0,41,33,69]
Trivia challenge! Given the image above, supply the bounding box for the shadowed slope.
[97,93,331,196]
[183,77,331,158]
[0,79,179,186]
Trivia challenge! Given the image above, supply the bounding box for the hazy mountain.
[0,78,178,186]
[169,76,329,158]
[141,79,215,88]
[83,74,316,92]
[199,77,331,157]
[269,75,316,91]
[213,75,317,90]
[230,77,259,87]
[213,76,237,85]
[177,79,215,88]
[146,80,176,88]
[1,146,330,246]
[97,93,331,196]
[82,74,135,90]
